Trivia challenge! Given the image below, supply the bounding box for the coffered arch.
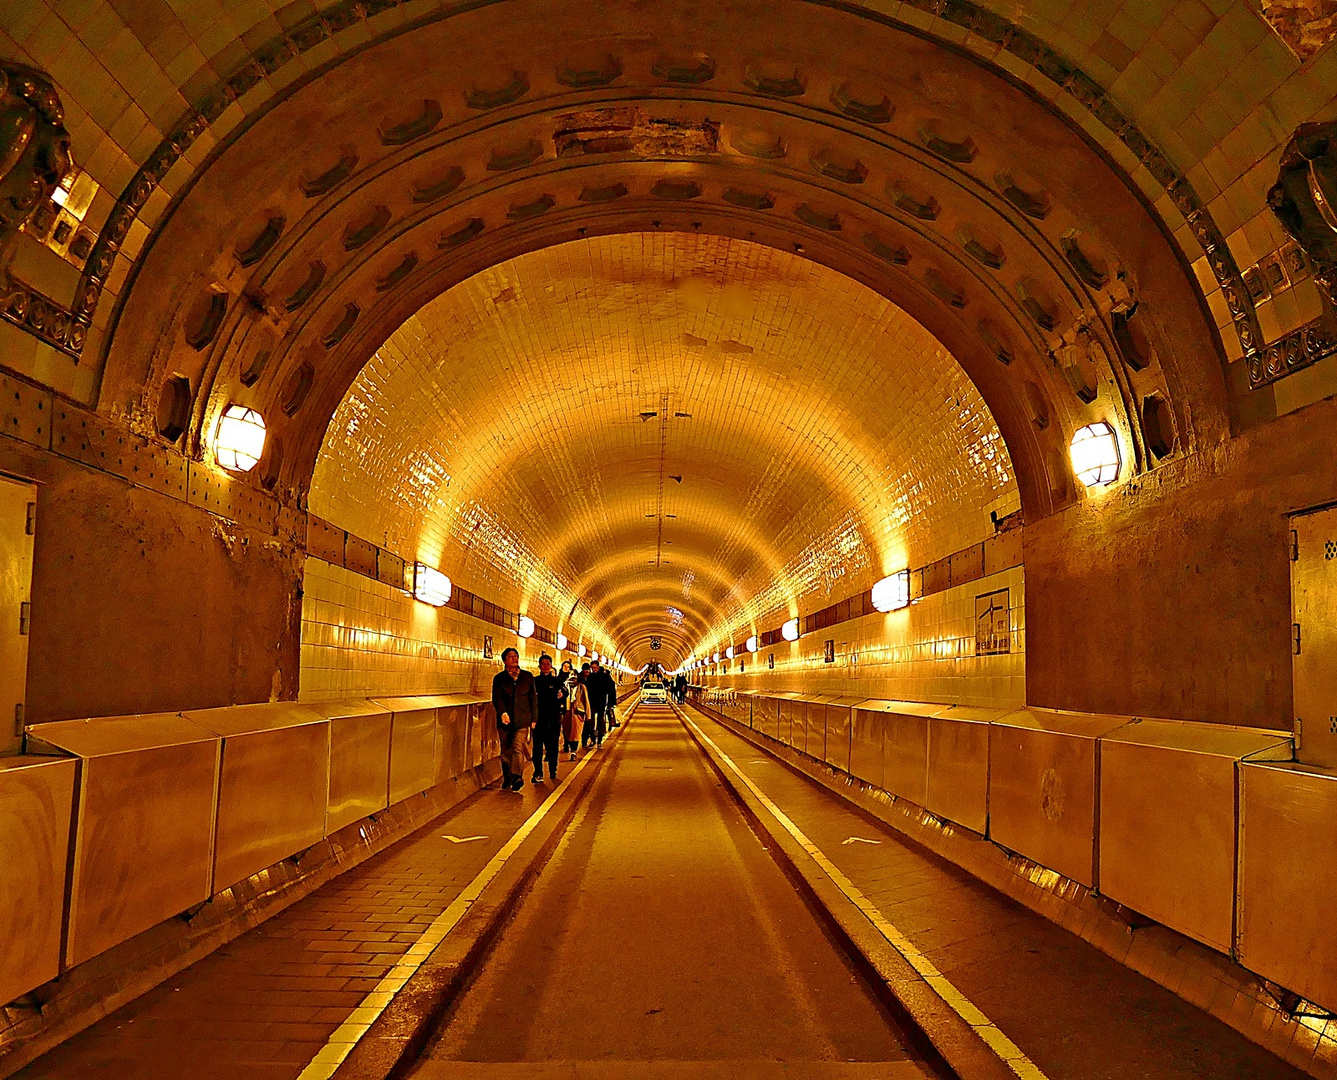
[91,0,1226,536]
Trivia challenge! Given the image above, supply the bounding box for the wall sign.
[975,589,1010,655]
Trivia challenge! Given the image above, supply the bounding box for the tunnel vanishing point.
[3,1,1337,1078]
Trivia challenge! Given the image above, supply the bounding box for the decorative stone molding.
[68,0,1258,378]
[1260,122,1337,388]
[0,62,70,262]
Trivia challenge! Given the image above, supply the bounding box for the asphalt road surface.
[411,705,938,1079]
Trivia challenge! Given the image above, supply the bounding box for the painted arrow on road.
[841,836,882,845]
[442,834,488,843]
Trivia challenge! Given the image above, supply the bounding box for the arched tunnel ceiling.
[309,233,1016,669]
[83,0,1236,536]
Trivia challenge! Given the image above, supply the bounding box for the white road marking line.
[683,711,1050,1080]
[441,834,488,843]
[296,713,632,1080]
[842,836,882,846]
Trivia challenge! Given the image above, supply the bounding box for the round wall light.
[215,405,266,472]
[578,644,587,657]
[712,652,720,663]
[556,632,568,650]
[1070,422,1120,486]
[725,646,735,660]
[872,570,911,613]
[782,618,800,642]
[518,615,535,638]
[746,635,758,653]
[592,651,600,662]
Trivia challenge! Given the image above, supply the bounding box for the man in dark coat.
[492,647,536,791]
[588,659,617,745]
[532,653,564,783]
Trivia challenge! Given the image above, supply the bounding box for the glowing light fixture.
[518,615,535,638]
[592,651,600,662]
[725,646,735,659]
[1070,422,1120,486]
[412,563,452,607]
[746,635,758,653]
[578,644,587,657]
[712,652,720,662]
[872,570,911,613]
[215,404,266,472]
[556,632,568,650]
[782,618,800,642]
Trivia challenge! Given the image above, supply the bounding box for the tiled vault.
[307,232,1017,677]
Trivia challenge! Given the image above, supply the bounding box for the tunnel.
[2,1,1337,1077]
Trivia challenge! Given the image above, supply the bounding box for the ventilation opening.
[281,362,315,417]
[1143,394,1176,460]
[260,435,284,492]
[156,375,192,442]
[183,289,227,350]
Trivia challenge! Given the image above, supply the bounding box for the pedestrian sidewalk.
[687,707,1307,1080]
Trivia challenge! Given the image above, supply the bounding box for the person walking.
[589,659,617,745]
[491,647,536,792]
[563,660,588,760]
[578,663,597,749]
[533,653,563,783]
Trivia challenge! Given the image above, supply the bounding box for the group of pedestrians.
[490,648,620,792]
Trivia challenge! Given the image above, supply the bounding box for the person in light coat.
[563,660,588,760]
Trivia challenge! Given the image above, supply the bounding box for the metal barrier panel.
[1100,721,1289,954]
[310,702,392,834]
[185,704,330,894]
[849,708,885,788]
[0,754,76,1003]
[27,714,220,967]
[824,702,853,773]
[926,708,1002,834]
[1237,761,1337,1014]
[988,709,1127,888]
[881,705,938,806]
[384,702,436,804]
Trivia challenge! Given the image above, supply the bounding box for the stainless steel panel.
[1238,761,1337,1012]
[927,707,1004,834]
[824,703,851,771]
[0,754,75,1004]
[858,701,942,806]
[989,708,1128,888]
[1100,720,1290,953]
[307,701,391,834]
[0,476,35,754]
[387,705,436,803]
[184,703,330,893]
[27,714,220,966]
[850,709,885,788]
[1293,507,1337,767]
[755,696,778,739]
[434,705,471,784]
[476,702,500,764]
[778,696,800,747]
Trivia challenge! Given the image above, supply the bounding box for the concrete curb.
[677,706,1013,1080]
[330,704,639,1080]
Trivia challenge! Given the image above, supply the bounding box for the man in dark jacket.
[492,647,537,791]
[588,659,617,744]
[532,653,564,783]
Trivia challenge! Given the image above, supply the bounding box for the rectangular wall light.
[872,570,911,612]
[412,563,452,607]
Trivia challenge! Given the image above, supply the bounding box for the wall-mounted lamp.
[556,632,568,650]
[725,646,735,659]
[712,652,720,662]
[782,618,800,641]
[412,563,451,607]
[518,615,535,638]
[746,635,758,652]
[215,404,266,472]
[592,651,600,662]
[578,644,587,657]
[872,570,911,613]
[1070,422,1120,486]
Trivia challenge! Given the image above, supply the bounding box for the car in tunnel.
[640,680,668,705]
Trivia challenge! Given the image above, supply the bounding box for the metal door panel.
[1293,507,1337,767]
